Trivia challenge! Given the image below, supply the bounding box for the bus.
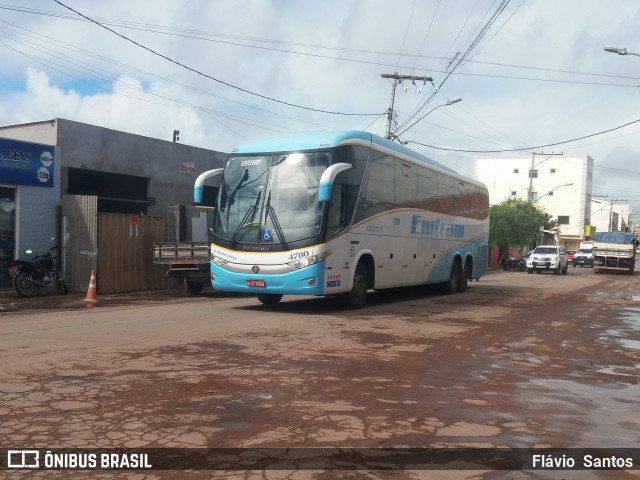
[194,130,489,308]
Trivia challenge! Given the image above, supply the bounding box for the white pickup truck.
[526,245,568,275]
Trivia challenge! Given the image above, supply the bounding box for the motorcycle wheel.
[14,271,38,298]
[57,279,69,294]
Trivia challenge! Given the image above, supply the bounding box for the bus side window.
[456,180,469,216]
[468,184,480,219]
[363,152,395,209]
[396,160,418,208]
[418,166,437,211]
[437,174,456,215]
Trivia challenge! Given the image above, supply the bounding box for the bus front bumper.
[210,261,326,295]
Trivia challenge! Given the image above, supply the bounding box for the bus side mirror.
[194,168,224,204]
[318,163,352,202]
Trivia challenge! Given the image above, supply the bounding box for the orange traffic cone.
[83,269,98,304]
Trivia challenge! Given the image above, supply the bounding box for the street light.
[604,46,640,57]
[393,97,462,141]
[533,182,574,202]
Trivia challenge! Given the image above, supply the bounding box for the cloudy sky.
[1,0,639,213]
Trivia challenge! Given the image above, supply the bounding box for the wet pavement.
[1,268,639,479]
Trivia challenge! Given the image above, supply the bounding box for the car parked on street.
[573,248,594,267]
[566,250,576,263]
[526,245,568,275]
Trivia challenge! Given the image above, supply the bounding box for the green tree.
[489,198,551,252]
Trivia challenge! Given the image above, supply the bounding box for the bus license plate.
[246,279,266,288]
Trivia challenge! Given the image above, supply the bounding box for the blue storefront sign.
[0,138,55,187]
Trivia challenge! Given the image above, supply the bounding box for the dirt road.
[1,268,639,479]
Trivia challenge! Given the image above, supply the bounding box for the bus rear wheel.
[343,262,368,309]
[257,294,283,305]
[457,260,470,293]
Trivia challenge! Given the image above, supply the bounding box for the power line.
[4,5,640,85]
[51,0,382,117]
[407,117,640,153]
[396,0,512,135]
[395,0,417,72]
[0,19,334,133]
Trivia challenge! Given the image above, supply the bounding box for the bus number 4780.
[288,251,309,261]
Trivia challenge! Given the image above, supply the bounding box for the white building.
[474,154,594,249]
[590,197,631,234]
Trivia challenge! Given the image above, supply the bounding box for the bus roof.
[230,130,456,174]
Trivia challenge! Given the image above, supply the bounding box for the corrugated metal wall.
[97,213,167,294]
[61,195,98,293]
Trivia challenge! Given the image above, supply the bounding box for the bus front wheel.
[257,294,283,305]
[343,262,368,309]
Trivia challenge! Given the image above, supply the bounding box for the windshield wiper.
[264,191,289,251]
[229,190,262,248]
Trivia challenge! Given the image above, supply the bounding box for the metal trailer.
[152,242,211,294]
[592,232,637,275]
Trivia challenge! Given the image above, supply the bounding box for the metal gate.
[97,213,166,294]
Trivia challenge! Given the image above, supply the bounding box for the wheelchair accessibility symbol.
[262,229,273,241]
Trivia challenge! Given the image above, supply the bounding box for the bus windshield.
[214,151,332,248]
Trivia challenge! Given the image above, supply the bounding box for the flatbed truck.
[592,231,637,275]
[152,242,210,294]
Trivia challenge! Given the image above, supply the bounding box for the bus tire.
[444,259,461,295]
[343,262,368,309]
[457,260,469,293]
[257,293,283,305]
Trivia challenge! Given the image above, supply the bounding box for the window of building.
[557,216,570,225]
[550,168,556,174]
[529,169,538,179]
[547,191,554,197]
[530,191,538,201]
[513,168,519,174]
[511,191,517,196]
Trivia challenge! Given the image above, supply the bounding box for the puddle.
[596,365,639,376]
[526,378,640,446]
[619,338,640,350]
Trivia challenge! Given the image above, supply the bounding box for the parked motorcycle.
[9,236,68,298]
[501,256,526,271]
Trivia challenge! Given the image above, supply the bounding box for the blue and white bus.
[195,130,489,308]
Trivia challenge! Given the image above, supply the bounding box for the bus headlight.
[211,253,230,266]
[287,251,329,269]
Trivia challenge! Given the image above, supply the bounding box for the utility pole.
[381,73,433,140]
[528,151,563,201]
[591,195,628,231]
[607,198,627,231]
